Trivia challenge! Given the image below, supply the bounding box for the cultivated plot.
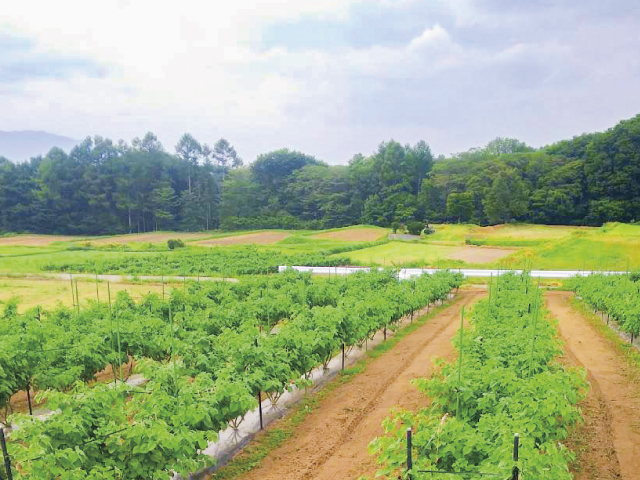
[195,231,291,246]
[310,227,388,242]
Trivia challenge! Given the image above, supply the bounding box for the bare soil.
[196,232,290,246]
[547,291,640,480]
[0,235,78,246]
[221,290,484,480]
[447,246,517,263]
[311,228,387,242]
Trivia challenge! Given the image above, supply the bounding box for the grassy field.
[427,223,595,245]
[0,277,172,313]
[0,250,158,275]
[335,242,462,267]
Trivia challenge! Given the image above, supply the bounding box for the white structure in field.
[278,265,620,279]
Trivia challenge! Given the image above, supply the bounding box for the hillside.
[0,130,78,161]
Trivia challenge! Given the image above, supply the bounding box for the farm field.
[3,223,640,276]
[3,224,640,480]
[216,289,484,480]
[548,291,640,479]
[309,226,388,242]
[221,273,640,480]
[2,270,463,479]
[0,235,84,246]
[85,231,215,245]
[335,241,517,266]
[195,231,291,246]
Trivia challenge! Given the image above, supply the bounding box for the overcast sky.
[2,0,640,164]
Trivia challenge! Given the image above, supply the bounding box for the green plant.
[406,221,424,236]
[167,239,186,250]
[5,269,463,478]
[369,273,587,479]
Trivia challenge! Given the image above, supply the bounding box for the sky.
[2,0,640,164]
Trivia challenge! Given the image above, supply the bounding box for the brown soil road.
[547,291,640,480]
[228,290,485,480]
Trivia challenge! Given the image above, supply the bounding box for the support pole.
[169,302,177,394]
[74,280,80,315]
[406,428,413,480]
[511,433,519,480]
[116,304,123,384]
[0,428,12,480]
[456,306,464,417]
[69,275,75,307]
[26,383,32,416]
[342,344,345,370]
[258,391,263,430]
[528,278,541,378]
[108,282,116,384]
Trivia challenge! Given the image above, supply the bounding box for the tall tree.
[175,134,202,193]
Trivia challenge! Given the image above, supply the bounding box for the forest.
[1,113,639,234]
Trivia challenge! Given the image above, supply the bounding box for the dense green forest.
[2,114,640,234]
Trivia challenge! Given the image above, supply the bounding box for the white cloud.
[408,24,451,50]
[1,0,639,163]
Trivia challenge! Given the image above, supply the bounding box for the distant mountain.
[0,130,78,161]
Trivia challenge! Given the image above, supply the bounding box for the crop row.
[370,273,587,479]
[4,269,462,479]
[568,273,640,340]
[41,244,381,276]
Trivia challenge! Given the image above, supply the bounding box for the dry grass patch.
[196,231,290,246]
[311,227,388,242]
[448,246,517,263]
[0,277,169,313]
[0,235,79,246]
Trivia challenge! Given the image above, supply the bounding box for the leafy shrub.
[406,221,424,236]
[167,239,186,250]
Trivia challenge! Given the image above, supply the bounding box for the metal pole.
[69,274,75,307]
[406,428,413,480]
[170,302,177,394]
[528,278,541,378]
[0,428,13,480]
[456,306,464,417]
[258,391,264,430]
[342,344,345,370]
[116,304,123,384]
[26,383,32,416]
[108,282,116,384]
[511,433,519,480]
[74,280,80,315]
[488,273,493,310]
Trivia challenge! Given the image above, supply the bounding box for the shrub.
[391,222,400,234]
[406,221,424,236]
[167,239,185,250]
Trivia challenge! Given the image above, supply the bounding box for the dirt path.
[547,291,640,480]
[229,290,484,480]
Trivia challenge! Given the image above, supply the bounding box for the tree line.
[1,113,640,234]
